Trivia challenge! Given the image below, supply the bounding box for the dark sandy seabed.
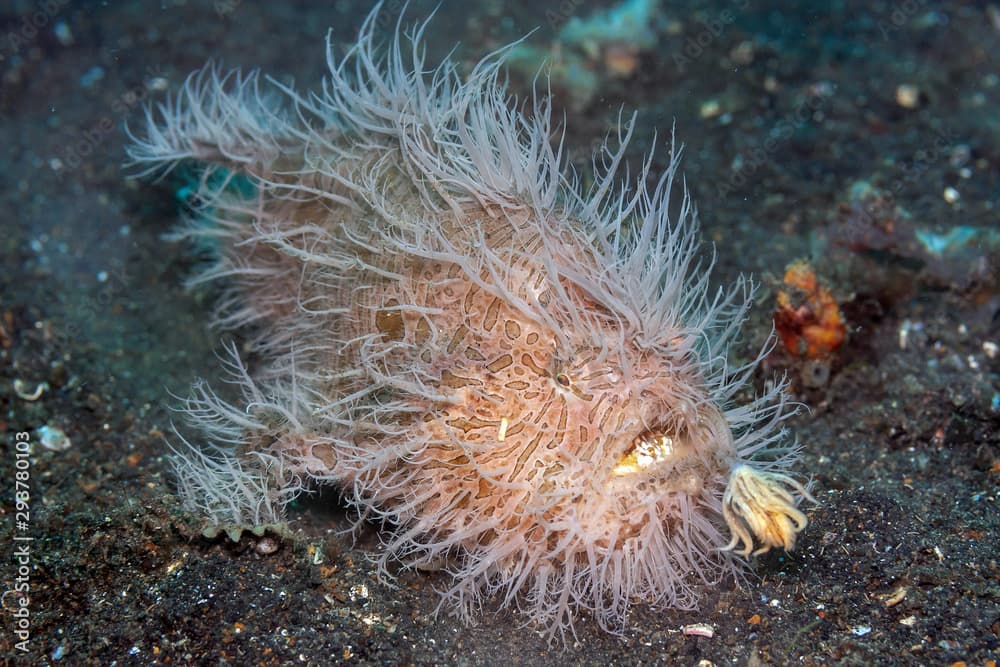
[1,0,998,664]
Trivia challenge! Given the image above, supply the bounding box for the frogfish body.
[129,8,813,639]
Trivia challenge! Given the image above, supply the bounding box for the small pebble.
[38,425,72,451]
[255,536,279,555]
[948,144,971,167]
[730,40,755,65]
[699,99,721,119]
[895,84,920,108]
[80,66,105,88]
[53,22,74,47]
[148,76,169,92]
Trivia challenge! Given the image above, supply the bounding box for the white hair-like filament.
[129,2,810,643]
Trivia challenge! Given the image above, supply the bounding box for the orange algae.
[774,259,846,359]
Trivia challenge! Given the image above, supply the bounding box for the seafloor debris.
[507,0,661,108]
[37,424,72,451]
[831,179,1000,292]
[14,378,49,401]
[773,259,846,360]
[834,181,918,257]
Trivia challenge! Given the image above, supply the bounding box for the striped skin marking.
[487,354,514,373]
[508,431,544,482]
[531,396,555,424]
[504,320,521,340]
[587,393,608,425]
[447,325,469,353]
[375,298,404,341]
[414,316,431,346]
[598,397,619,432]
[577,424,602,463]
[502,421,526,438]
[547,403,568,449]
[520,353,548,377]
[440,370,483,389]
[446,415,497,433]
[464,283,480,312]
[483,297,502,332]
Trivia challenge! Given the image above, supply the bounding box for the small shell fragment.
[38,425,72,451]
[255,536,279,555]
[883,585,907,607]
[14,379,49,401]
[898,320,911,350]
[682,623,715,638]
[895,84,920,108]
[348,583,370,602]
